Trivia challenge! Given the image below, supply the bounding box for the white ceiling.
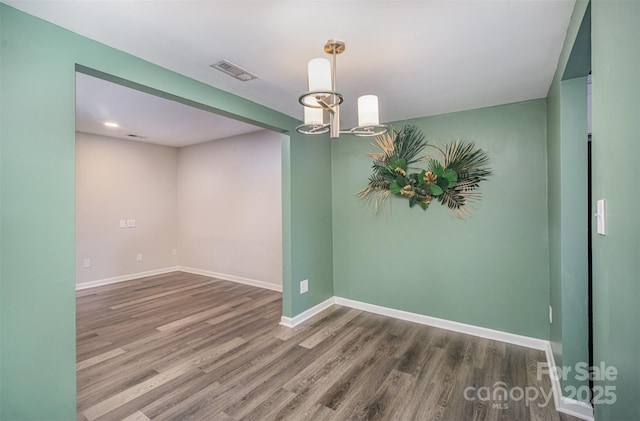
[76,73,263,147]
[7,0,576,144]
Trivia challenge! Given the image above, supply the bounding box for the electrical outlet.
[172,248,177,256]
[136,253,143,262]
[127,219,136,228]
[83,258,91,268]
[300,279,309,294]
[119,219,126,228]
[549,305,553,324]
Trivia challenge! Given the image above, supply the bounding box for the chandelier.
[296,39,389,139]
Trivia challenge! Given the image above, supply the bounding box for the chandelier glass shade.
[296,40,388,139]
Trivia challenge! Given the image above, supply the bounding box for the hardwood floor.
[77,272,582,421]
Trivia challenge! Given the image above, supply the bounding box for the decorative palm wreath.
[358,125,492,218]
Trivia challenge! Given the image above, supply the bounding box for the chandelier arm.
[298,91,343,109]
[316,98,337,114]
[295,123,330,135]
[343,124,390,137]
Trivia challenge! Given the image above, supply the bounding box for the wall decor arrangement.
[358,125,492,218]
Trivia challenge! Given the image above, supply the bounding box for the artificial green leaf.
[443,168,458,188]
[417,170,426,185]
[389,180,402,195]
[409,197,417,208]
[437,177,449,191]
[443,168,457,179]
[381,166,397,177]
[418,201,428,210]
[432,161,444,177]
[390,158,407,171]
[429,184,444,196]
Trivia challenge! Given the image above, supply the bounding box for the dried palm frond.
[357,173,393,214]
[359,125,428,214]
[366,125,426,167]
[358,127,491,218]
[424,143,446,162]
[437,189,484,218]
[433,139,492,217]
[367,126,397,160]
[367,173,391,190]
[443,140,491,178]
[357,186,392,214]
[393,125,427,166]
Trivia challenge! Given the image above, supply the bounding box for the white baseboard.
[75,267,179,290]
[178,266,282,292]
[281,295,593,420]
[279,297,335,327]
[334,296,548,350]
[76,266,282,293]
[544,342,594,421]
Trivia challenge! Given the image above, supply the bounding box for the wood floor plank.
[349,368,416,420]
[82,363,192,420]
[130,371,222,419]
[297,307,361,349]
[280,325,369,394]
[77,271,584,421]
[155,295,252,331]
[76,347,127,371]
[120,410,150,421]
[147,380,226,421]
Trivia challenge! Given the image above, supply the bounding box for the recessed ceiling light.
[104,121,119,128]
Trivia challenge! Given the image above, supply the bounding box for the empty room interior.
[1,1,638,421]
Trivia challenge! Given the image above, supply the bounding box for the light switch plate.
[596,199,606,235]
[300,279,308,294]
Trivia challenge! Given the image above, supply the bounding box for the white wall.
[76,130,283,288]
[76,132,178,285]
[177,130,283,287]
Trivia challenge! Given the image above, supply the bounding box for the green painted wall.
[281,134,334,318]
[559,76,589,394]
[563,75,589,393]
[546,0,590,397]
[0,4,333,418]
[288,136,334,315]
[1,7,78,418]
[332,99,550,339]
[591,0,640,419]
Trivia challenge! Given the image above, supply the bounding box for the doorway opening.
[75,71,284,291]
[74,69,285,410]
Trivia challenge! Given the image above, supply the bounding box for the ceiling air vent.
[210,60,257,82]
[127,134,147,139]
